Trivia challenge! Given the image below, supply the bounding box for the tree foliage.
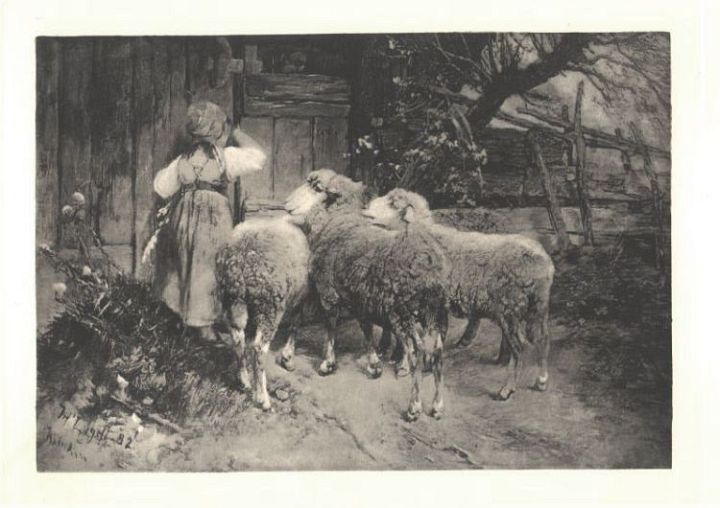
[358,32,670,205]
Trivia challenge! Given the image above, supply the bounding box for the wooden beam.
[517,106,670,159]
[132,37,156,277]
[573,81,595,246]
[527,130,570,253]
[244,74,350,118]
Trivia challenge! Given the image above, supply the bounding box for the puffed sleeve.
[224,146,267,181]
[153,157,181,199]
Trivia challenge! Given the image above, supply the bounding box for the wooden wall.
[37,37,233,270]
[236,68,350,211]
[36,36,352,272]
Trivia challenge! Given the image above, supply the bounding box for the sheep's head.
[285,169,368,222]
[362,188,433,228]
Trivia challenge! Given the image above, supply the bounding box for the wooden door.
[235,49,350,213]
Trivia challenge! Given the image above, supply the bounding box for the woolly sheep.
[364,188,555,400]
[285,170,451,420]
[215,215,310,411]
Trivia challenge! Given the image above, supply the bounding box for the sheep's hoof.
[366,362,383,379]
[318,360,337,376]
[495,354,511,366]
[238,371,252,391]
[534,375,549,392]
[395,362,410,378]
[494,387,515,401]
[404,406,422,422]
[430,406,443,420]
[390,347,405,364]
[455,338,472,349]
[276,354,295,372]
[255,396,273,412]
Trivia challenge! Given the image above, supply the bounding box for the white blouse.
[153,146,267,199]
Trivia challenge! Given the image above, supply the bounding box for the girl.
[152,100,266,340]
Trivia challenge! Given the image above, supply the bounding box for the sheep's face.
[286,169,370,224]
[285,182,326,219]
[285,169,338,218]
[362,189,432,228]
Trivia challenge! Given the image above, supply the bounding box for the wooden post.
[629,122,667,274]
[573,81,595,246]
[561,105,574,166]
[527,130,570,253]
[616,128,632,173]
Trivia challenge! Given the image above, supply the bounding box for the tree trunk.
[527,130,570,253]
[573,81,595,246]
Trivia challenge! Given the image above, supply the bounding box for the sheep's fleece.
[371,189,554,326]
[305,182,450,336]
[216,217,309,326]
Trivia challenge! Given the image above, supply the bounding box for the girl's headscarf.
[186,101,228,144]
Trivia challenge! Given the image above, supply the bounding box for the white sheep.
[364,188,555,400]
[285,170,451,420]
[215,216,309,410]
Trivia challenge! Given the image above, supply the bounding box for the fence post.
[573,81,595,246]
[629,122,668,277]
[615,128,632,173]
[527,130,570,253]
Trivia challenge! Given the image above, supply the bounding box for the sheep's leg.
[319,311,338,376]
[430,335,444,419]
[496,317,524,401]
[534,313,550,392]
[250,329,272,411]
[277,304,303,372]
[496,330,512,365]
[378,328,392,356]
[379,328,409,376]
[456,313,481,348]
[393,340,410,378]
[359,320,383,379]
[227,303,251,390]
[277,332,296,372]
[405,338,424,422]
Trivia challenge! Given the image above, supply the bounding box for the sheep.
[284,169,451,420]
[215,215,310,411]
[363,188,555,400]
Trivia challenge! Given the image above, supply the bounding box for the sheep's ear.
[401,204,416,223]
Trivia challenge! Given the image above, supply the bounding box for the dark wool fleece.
[308,208,450,336]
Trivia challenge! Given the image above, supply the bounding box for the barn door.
[234,46,350,214]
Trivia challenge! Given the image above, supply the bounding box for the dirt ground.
[35,234,671,471]
[37,290,671,470]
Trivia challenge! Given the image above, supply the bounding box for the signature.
[55,404,136,450]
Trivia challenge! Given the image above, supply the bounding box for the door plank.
[36,38,61,247]
[238,116,274,203]
[91,38,134,246]
[273,118,312,199]
[313,117,349,174]
[58,38,94,248]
